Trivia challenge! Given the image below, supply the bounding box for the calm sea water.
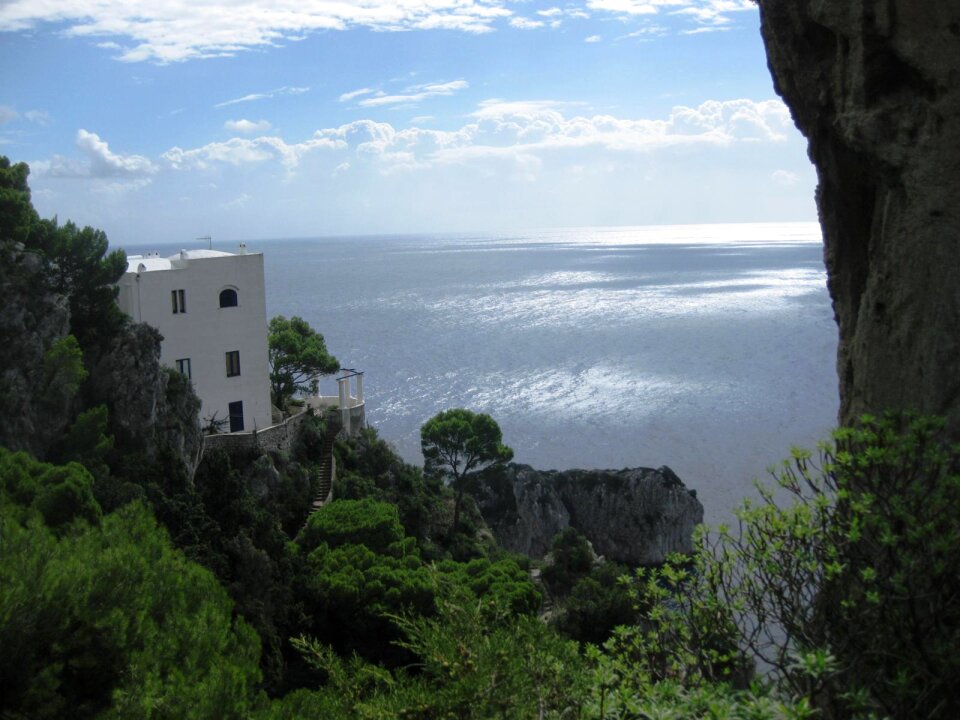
[124,222,838,523]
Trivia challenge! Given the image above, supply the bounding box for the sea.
[122,222,838,524]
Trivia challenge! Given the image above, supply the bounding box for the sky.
[0,0,818,244]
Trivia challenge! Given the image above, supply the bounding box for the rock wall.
[0,242,72,455]
[88,322,203,480]
[757,1,960,435]
[475,463,703,565]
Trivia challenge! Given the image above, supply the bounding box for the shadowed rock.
[757,1,960,435]
[475,463,703,565]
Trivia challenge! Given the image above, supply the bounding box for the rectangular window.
[225,350,241,377]
[228,401,244,433]
[175,358,191,379]
[171,289,186,314]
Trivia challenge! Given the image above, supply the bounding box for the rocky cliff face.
[0,241,202,480]
[757,1,960,435]
[88,323,203,480]
[0,242,73,455]
[474,463,703,565]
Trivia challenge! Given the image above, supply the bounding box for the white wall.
[117,250,272,432]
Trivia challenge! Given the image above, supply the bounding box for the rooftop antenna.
[196,235,212,249]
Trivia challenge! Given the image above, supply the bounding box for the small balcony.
[305,369,365,436]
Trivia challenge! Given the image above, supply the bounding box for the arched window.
[219,288,238,308]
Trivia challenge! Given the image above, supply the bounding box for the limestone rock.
[757,1,960,435]
[475,463,703,565]
[89,322,203,479]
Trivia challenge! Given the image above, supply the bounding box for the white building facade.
[117,247,272,433]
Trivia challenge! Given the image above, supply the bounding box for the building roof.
[126,248,241,273]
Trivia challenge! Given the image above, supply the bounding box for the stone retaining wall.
[203,408,313,456]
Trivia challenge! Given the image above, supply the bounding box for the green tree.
[541,527,594,597]
[0,156,38,244]
[420,409,513,530]
[0,501,263,719]
[268,315,339,409]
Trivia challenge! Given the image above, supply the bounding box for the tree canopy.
[420,409,513,529]
[268,315,339,409]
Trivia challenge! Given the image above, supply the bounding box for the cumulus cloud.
[584,34,602,42]
[158,97,794,178]
[163,134,345,170]
[0,0,513,63]
[224,119,272,134]
[33,129,158,178]
[354,80,469,108]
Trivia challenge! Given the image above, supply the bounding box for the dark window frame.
[171,288,186,314]
[175,358,191,379]
[225,350,241,377]
[228,400,244,432]
[219,288,239,308]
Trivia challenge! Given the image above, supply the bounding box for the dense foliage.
[0,452,263,720]
[421,408,514,530]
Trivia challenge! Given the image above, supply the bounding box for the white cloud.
[681,25,730,34]
[510,17,544,29]
[771,169,798,186]
[355,80,468,108]
[215,86,308,108]
[339,87,375,103]
[157,97,793,180]
[32,129,157,179]
[673,0,755,26]
[588,0,756,28]
[584,34,602,42]
[537,7,564,17]
[24,109,51,125]
[0,0,514,63]
[224,119,272,134]
[163,134,345,170]
[222,192,251,209]
[0,106,17,124]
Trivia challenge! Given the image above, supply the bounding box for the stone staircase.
[307,418,340,517]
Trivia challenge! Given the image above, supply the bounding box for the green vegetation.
[0,453,262,720]
[421,408,514,530]
[268,315,339,409]
[2,155,958,718]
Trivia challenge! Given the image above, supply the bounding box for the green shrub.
[299,498,405,555]
[616,414,960,719]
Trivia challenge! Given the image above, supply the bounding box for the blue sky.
[0,0,817,244]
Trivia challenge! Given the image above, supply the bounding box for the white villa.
[117,246,273,433]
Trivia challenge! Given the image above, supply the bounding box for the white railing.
[305,370,365,435]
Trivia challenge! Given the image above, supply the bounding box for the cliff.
[0,240,201,480]
[88,322,203,480]
[757,1,960,436]
[0,242,74,455]
[474,463,703,565]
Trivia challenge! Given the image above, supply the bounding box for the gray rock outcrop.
[474,463,703,565]
[89,322,203,479]
[757,1,960,435]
